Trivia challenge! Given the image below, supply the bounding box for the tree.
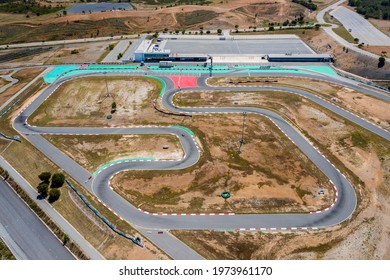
[48,188,61,203]
[38,172,51,183]
[217,29,222,35]
[111,102,117,113]
[315,24,321,31]
[51,173,65,188]
[378,56,386,68]
[1,170,9,180]
[269,26,275,31]
[63,234,70,245]
[37,182,49,198]
[354,38,359,44]
[62,10,67,16]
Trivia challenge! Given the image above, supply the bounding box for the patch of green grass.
[0,239,15,260]
[333,26,355,43]
[97,42,119,63]
[189,197,205,209]
[295,187,311,199]
[351,131,369,149]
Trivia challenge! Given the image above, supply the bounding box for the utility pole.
[238,112,246,154]
[104,72,110,97]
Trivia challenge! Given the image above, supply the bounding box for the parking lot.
[164,38,314,55]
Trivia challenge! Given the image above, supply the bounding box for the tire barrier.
[0,99,20,119]
[0,132,21,142]
[153,100,192,117]
[65,179,144,248]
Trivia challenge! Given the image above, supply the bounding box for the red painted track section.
[169,76,198,88]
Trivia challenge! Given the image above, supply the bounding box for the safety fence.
[65,179,143,247]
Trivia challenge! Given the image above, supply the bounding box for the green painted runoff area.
[93,158,156,176]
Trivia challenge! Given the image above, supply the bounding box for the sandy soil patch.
[30,76,160,126]
[44,134,184,172]
[111,114,333,214]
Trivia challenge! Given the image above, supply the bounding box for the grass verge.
[0,170,88,259]
[0,238,16,260]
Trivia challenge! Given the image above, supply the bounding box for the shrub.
[48,188,61,203]
[38,172,51,183]
[51,173,65,188]
[37,182,49,198]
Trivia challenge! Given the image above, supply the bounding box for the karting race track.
[11,69,390,249]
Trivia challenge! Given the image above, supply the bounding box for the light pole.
[238,112,247,154]
[207,55,213,77]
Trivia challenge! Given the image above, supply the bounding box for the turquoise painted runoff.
[43,65,80,83]
[292,66,338,77]
[44,66,144,83]
[146,76,166,97]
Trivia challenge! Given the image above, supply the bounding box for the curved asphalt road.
[10,69,390,256]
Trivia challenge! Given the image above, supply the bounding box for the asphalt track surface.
[0,179,74,260]
[12,70,390,258]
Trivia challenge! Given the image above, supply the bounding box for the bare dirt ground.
[39,42,110,65]
[0,42,112,68]
[297,29,390,79]
[0,68,44,106]
[44,134,184,172]
[30,76,160,126]
[0,77,9,88]
[208,76,390,131]
[362,46,390,56]
[171,89,390,260]
[369,18,390,37]
[0,0,311,44]
[111,114,333,214]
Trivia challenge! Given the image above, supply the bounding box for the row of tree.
[37,172,65,203]
[348,0,390,20]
